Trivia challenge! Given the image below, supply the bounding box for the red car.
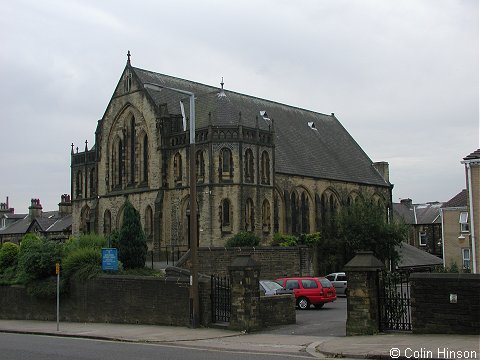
[276,277,336,309]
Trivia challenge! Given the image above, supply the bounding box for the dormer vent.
[308,121,317,130]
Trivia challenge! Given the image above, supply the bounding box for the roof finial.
[127,50,131,65]
[71,143,74,155]
[220,77,224,90]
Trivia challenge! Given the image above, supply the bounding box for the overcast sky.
[1,0,478,214]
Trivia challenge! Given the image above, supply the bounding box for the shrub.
[17,236,63,283]
[225,231,260,247]
[272,233,298,247]
[62,247,102,282]
[0,242,20,270]
[118,200,147,269]
[63,234,106,256]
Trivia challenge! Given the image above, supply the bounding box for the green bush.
[17,236,63,283]
[62,247,102,282]
[63,234,106,255]
[225,231,260,247]
[271,233,298,247]
[0,242,20,270]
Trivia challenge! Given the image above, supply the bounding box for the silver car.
[326,272,347,295]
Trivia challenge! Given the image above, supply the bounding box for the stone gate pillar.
[228,254,261,332]
[344,251,384,335]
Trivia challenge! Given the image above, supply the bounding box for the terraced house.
[71,53,392,255]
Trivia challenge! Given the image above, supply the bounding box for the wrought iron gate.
[378,270,412,331]
[211,275,231,323]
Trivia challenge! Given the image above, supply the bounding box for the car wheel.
[314,303,324,309]
[297,297,310,310]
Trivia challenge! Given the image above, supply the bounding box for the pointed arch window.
[75,170,83,199]
[300,192,310,234]
[89,168,95,197]
[117,139,123,187]
[142,134,149,183]
[129,117,136,184]
[261,151,270,185]
[244,149,254,183]
[196,150,205,183]
[219,148,233,181]
[145,206,153,239]
[220,198,232,233]
[291,192,299,234]
[103,210,112,236]
[174,152,183,184]
[262,199,271,233]
[80,206,90,234]
[245,198,255,232]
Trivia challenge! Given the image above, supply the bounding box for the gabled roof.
[0,212,71,236]
[442,189,468,208]
[393,201,443,225]
[396,242,443,269]
[463,149,480,160]
[132,66,390,188]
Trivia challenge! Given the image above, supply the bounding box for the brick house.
[70,53,392,254]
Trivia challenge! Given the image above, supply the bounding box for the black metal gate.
[378,270,412,331]
[211,275,231,324]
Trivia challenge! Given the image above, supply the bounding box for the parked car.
[259,280,293,296]
[275,277,336,309]
[326,272,348,295]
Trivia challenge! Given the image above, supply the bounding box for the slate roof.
[463,149,480,160]
[393,201,442,225]
[442,189,468,208]
[396,242,443,269]
[0,212,71,235]
[133,67,390,188]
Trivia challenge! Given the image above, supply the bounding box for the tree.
[118,200,147,269]
[337,198,407,264]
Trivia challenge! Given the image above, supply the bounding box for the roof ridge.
[132,66,334,118]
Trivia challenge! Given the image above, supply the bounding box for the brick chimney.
[29,198,43,219]
[58,194,72,216]
[0,197,14,214]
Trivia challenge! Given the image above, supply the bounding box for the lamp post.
[144,83,199,327]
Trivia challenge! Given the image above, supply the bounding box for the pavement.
[0,319,478,359]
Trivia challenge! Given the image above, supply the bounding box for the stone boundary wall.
[179,246,313,279]
[411,273,480,334]
[259,295,296,328]
[0,275,210,327]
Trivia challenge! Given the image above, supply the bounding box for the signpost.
[56,262,60,331]
[102,248,118,272]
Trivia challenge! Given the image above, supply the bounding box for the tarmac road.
[260,295,347,337]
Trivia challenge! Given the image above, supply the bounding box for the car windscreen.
[261,281,283,291]
[319,278,333,288]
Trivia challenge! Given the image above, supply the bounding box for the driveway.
[260,296,346,337]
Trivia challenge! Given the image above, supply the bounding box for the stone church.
[71,53,392,254]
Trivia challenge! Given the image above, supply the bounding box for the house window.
[419,232,427,246]
[145,206,153,238]
[462,248,471,270]
[460,212,469,233]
